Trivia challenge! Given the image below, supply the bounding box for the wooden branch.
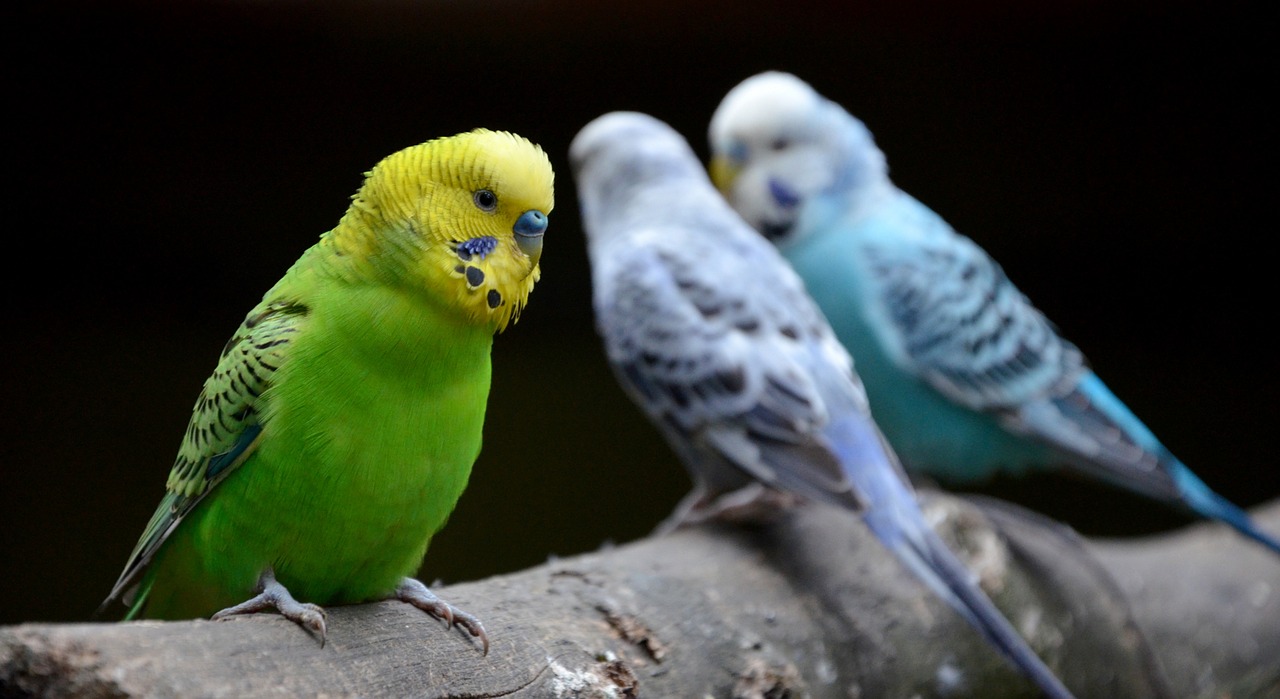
[3,494,1277,698]
[1089,503,1280,699]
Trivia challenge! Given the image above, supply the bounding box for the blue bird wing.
[859,201,1194,496]
[858,200,1280,554]
[862,203,1084,412]
[593,229,866,509]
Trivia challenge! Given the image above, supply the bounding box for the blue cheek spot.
[768,178,801,210]
[457,236,498,260]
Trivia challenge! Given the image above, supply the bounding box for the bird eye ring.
[473,189,498,212]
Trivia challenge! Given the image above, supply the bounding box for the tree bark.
[3,494,1278,699]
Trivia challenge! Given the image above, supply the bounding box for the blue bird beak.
[513,210,548,265]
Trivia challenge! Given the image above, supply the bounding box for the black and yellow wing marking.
[97,299,308,617]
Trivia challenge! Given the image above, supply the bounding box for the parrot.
[571,110,1076,699]
[707,70,1280,555]
[96,128,556,651]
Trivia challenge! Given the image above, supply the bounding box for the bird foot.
[654,483,802,535]
[394,577,489,655]
[211,568,328,646]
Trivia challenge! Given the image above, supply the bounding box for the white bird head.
[708,71,888,246]
[570,111,714,246]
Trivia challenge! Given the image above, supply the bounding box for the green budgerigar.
[98,129,555,651]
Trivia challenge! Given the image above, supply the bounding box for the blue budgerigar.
[708,71,1279,555]
[572,111,1076,699]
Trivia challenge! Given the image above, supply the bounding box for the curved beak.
[513,209,548,266]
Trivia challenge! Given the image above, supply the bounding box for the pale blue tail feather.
[826,414,1075,699]
[1075,374,1280,553]
[1170,461,1280,554]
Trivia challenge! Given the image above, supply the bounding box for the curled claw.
[211,567,329,647]
[394,577,489,655]
[449,608,489,656]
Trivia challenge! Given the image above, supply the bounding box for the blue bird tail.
[1170,461,1280,555]
[902,525,1075,699]
[1069,374,1280,555]
[825,414,1076,699]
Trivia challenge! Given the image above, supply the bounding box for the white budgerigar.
[571,111,1075,699]
[708,71,1279,555]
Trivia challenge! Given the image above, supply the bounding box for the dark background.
[4,1,1274,626]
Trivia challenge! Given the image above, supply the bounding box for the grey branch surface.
[3,494,1278,699]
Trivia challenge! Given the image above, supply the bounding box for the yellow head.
[324,129,555,331]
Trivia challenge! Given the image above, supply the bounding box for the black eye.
[473,189,498,212]
[770,138,789,151]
